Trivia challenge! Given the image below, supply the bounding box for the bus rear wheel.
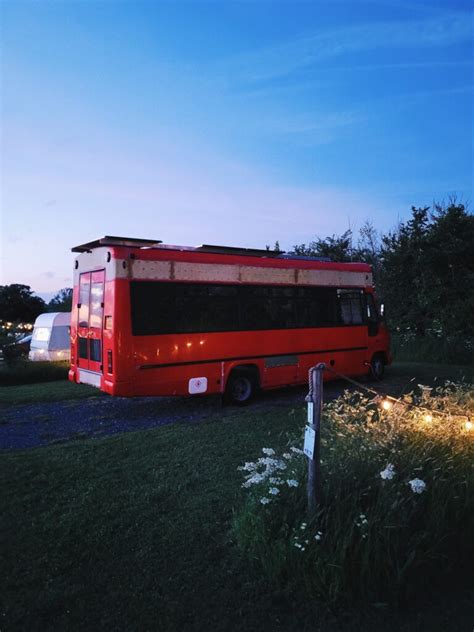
[368,354,385,381]
[225,372,255,405]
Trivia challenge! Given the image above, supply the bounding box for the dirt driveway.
[1,363,470,450]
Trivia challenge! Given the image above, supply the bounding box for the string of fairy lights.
[322,364,473,432]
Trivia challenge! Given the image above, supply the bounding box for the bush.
[233,384,474,606]
[0,360,70,386]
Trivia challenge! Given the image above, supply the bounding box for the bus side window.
[337,290,365,325]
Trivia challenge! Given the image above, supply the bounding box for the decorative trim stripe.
[138,346,368,370]
[74,248,372,288]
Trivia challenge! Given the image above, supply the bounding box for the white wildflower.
[290,447,304,455]
[286,479,299,488]
[238,462,257,472]
[262,448,275,456]
[282,453,292,460]
[268,487,280,495]
[269,477,283,485]
[380,463,396,480]
[314,531,322,541]
[260,497,271,505]
[300,522,307,530]
[408,478,427,494]
[242,473,265,488]
[257,457,278,467]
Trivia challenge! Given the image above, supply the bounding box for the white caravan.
[29,312,71,361]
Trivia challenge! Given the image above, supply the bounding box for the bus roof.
[72,235,332,263]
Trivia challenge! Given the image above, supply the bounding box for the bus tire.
[368,353,385,381]
[224,370,256,405]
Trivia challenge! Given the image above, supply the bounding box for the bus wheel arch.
[224,365,260,405]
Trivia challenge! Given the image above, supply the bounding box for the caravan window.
[33,327,50,342]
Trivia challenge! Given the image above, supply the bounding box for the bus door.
[77,270,105,373]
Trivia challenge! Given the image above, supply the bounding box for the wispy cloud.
[218,12,473,85]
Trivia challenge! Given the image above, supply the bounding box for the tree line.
[0,286,72,324]
[277,199,473,339]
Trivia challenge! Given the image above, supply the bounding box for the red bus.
[69,236,391,403]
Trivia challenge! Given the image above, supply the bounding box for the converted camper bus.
[69,236,391,403]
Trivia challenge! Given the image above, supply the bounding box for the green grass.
[2,385,473,631]
[0,380,101,405]
[0,360,69,386]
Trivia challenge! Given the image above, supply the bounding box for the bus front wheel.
[225,372,255,405]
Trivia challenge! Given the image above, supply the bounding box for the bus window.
[337,290,365,325]
[78,274,91,327]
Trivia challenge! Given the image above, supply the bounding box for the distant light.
[381,399,392,411]
[424,414,433,423]
[186,342,192,348]
[465,420,473,431]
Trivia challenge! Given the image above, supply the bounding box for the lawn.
[0,380,101,406]
[1,363,473,631]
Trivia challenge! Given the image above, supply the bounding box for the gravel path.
[0,374,412,451]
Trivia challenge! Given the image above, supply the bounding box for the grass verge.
[0,380,101,406]
[2,383,473,631]
[233,384,474,608]
[391,334,473,365]
[0,360,69,386]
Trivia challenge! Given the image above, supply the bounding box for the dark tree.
[292,230,353,261]
[0,284,46,324]
[379,202,474,337]
[48,288,73,312]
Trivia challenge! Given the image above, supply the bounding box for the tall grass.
[233,384,474,606]
[391,333,473,365]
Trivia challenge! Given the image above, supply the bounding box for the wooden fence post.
[306,363,325,517]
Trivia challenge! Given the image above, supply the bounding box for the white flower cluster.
[238,447,302,505]
[290,446,304,455]
[408,478,427,494]
[380,463,396,480]
[355,513,368,528]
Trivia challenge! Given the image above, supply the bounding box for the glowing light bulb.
[382,399,392,411]
[424,414,433,423]
[465,420,473,431]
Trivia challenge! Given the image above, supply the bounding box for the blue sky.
[1,0,473,298]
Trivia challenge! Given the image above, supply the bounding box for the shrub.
[233,384,474,606]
